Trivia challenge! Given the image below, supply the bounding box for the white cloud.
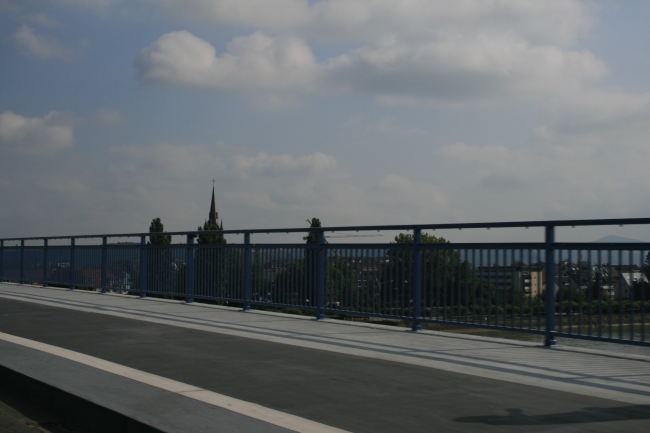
[375,173,449,218]
[432,103,650,222]
[111,143,226,178]
[0,111,75,155]
[96,107,125,125]
[135,31,319,91]
[325,33,605,102]
[147,0,591,46]
[135,4,604,103]
[12,25,75,61]
[534,90,650,145]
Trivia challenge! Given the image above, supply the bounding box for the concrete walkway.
[1,282,650,432]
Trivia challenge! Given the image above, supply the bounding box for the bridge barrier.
[2,218,650,347]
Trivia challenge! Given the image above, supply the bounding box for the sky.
[1,0,650,243]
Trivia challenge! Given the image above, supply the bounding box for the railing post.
[0,240,4,282]
[186,234,195,303]
[316,231,325,320]
[412,229,423,331]
[243,232,251,311]
[20,240,25,284]
[70,238,76,290]
[101,237,108,293]
[139,236,147,298]
[545,225,557,347]
[43,239,48,287]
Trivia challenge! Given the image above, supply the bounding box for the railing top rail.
[1,217,649,242]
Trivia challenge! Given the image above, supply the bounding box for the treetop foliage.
[198,219,226,244]
[392,232,449,244]
[306,217,322,244]
[148,217,171,245]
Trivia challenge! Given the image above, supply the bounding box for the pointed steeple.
[209,184,218,225]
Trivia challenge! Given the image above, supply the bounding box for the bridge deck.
[1,282,650,432]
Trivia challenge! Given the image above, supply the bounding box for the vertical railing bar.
[545,225,556,347]
[186,234,195,303]
[243,233,251,311]
[608,250,613,339]
[43,239,48,288]
[381,248,386,316]
[19,239,25,285]
[618,250,623,340]
[559,249,564,334]
[278,247,283,305]
[467,248,476,323]
[388,247,392,317]
[0,240,4,283]
[526,248,528,329]
[536,249,540,330]
[396,248,402,317]
[297,247,302,308]
[412,229,422,331]
[452,249,462,322]
[356,248,368,313]
[284,247,289,305]
[502,249,506,327]
[510,248,521,328]
[316,232,325,320]
[577,250,583,336]
[587,250,594,337]
[436,247,441,321]
[369,248,374,315]
[140,236,147,298]
[519,248,523,329]
[496,249,501,327]
[70,238,76,290]
[478,248,480,325]
[486,249,491,326]
[464,248,469,323]
[443,249,448,322]
[101,237,108,294]
[630,249,635,341]
[568,249,573,335]
[353,248,358,312]
[290,247,296,307]
[276,246,281,304]
[597,249,603,338]
[639,250,650,341]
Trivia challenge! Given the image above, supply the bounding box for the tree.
[193,218,238,299]
[271,253,356,309]
[384,233,498,317]
[303,217,323,304]
[146,217,176,294]
[197,219,226,245]
[305,218,321,244]
[148,218,171,245]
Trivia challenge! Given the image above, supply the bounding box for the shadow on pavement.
[454,405,650,426]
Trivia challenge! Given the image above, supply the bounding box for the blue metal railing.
[2,218,650,347]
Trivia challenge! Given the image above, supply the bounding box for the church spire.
[209,179,218,225]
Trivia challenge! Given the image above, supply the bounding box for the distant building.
[209,184,224,230]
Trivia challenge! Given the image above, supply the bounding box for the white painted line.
[0,331,350,433]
